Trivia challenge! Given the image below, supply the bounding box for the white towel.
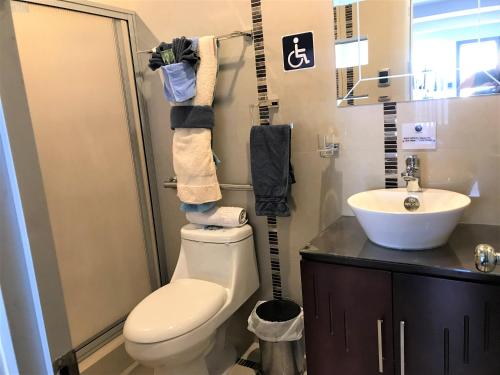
[173,128,222,204]
[186,207,248,227]
[173,35,221,204]
[193,36,218,106]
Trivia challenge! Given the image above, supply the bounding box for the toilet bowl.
[123,224,259,375]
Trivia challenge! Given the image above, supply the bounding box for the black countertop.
[301,216,500,284]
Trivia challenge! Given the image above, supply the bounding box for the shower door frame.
[1,0,167,372]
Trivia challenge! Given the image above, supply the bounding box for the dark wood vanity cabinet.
[394,273,500,375]
[301,260,500,375]
[301,261,393,375]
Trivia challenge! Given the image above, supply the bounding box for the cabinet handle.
[400,321,406,375]
[377,319,384,373]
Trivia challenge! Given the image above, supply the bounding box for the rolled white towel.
[186,207,247,228]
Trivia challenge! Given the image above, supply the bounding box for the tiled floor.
[126,363,258,375]
[228,363,259,375]
[124,343,261,375]
[229,343,261,375]
[125,359,259,375]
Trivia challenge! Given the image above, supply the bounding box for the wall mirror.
[334,0,500,107]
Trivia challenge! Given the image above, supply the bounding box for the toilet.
[123,224,259,375]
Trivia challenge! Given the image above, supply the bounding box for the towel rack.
[137,30,253,54]
[164,178,253,191]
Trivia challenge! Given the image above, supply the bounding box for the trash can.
[247,300,305,375]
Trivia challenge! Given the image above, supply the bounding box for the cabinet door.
[301,260,393,375]
[394,273,500,375]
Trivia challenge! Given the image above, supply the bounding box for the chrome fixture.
[258,98,280,109]
[137,30,253,54]
[215,30,253,41]
[400,321,406,375]
[403,196,420,212]
[401,155,422,192]
[317,133,340,158]
[474,244,499,273]
[377,319,384,373]
[164,177,253,191]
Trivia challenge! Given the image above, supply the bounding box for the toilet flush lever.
[474,244,499,273]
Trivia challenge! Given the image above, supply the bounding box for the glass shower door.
[11,0,160,369]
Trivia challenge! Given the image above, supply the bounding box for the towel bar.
[163,179,253,191]
[137,30,253,54]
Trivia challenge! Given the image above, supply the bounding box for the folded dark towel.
[148,42,172,71]
[172,37,199,66]
[250,125,295,217]
[170,106,214,129]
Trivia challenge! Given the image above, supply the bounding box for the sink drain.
[404,196,420,211]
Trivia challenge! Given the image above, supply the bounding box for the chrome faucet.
[401,155,422,192]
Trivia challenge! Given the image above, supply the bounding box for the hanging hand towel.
[173,35,221,205]
[173,128,222,204]
[186,206,248,227]
[250,125,295,217]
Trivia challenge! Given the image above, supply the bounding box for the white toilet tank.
[171,224,259,306]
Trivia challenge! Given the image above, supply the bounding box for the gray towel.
[170,105,214,130]
[250,125,295,217]
[172,37,199,66]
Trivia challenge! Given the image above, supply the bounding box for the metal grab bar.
[163,179,253,192]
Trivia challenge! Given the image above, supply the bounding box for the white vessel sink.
[347,188,471,250]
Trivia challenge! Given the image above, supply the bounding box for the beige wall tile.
[95,0,342,362]
[335,104,384,151]
[261,0,337,153]
[397,96,500,224]
[334,95,500,224]
[96,0,343,300]
[96,0,500,318]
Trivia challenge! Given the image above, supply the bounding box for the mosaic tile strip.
[333,6,338,39]
[333,7,340,99]
[267,215,282,300]
[346,67,354,105]
[345,4,353,38]
[236,358,260,371]
[384,102,399,188]
[250,0,281,300]
[344,4,355,105]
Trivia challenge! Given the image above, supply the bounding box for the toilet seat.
[124,279,227,344]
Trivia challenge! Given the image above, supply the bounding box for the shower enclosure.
[2,0,165,372]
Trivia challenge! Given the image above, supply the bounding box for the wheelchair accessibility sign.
[282,31,315,72]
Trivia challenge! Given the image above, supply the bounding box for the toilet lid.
[123,279,227,343]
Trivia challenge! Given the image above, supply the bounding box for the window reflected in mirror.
[334,0,500,106]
